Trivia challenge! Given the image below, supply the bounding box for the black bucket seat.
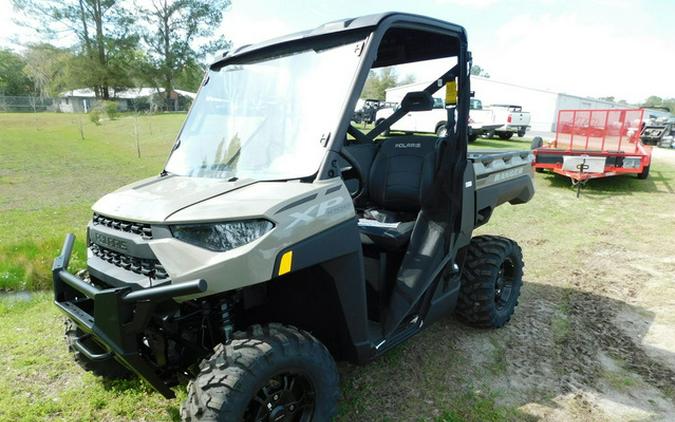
[358,135,443,251]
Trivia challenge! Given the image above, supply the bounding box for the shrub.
[89,109,101,125]
[103,101,119,120]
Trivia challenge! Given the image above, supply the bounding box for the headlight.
[171,220,274,252]
[622,157,641,169]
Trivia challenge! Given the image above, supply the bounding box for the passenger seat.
[358,136,442,251]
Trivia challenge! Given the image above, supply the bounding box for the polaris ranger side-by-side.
[53,13,535,421]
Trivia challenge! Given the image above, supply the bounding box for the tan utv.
[53,12,535,421]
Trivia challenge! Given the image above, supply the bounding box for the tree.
[642,95,663,107]
[173,60,207,92]
[640,95,675,113]
[22,44,76,97]
[12,0,139,99]
[470,64,490,78]
[0,49,34,95]
[360,67,415,100]
[137,0,230,109]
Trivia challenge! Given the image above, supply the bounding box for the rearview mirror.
[401,91,434,112]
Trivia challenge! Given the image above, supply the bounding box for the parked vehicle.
[487,104,531,139]
[374,97,501,142]
[53,12,535,420]
[353,98,382,124]
[641,116,675,147]
[532,108,651,196]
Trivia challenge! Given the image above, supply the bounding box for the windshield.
[165,39,364,180]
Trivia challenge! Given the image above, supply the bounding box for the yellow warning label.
[445,81,457,105]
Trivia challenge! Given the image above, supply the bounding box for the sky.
[2,0,674,103]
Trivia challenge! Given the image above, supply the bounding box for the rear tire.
[181,324,339,422]
[497,132,514,140]
[637,165,650,179]
[64,319,131,379]
[456,236,524,328]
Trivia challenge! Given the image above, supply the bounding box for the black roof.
[212,12,467,68]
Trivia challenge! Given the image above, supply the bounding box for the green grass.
[0,292,186,421]
[602,366,637,392]
[434,390,534,422]
[2,114,675,420]
[0,112,184,290]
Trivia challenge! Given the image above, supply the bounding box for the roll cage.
[211,12,475,339]
[210,12,471,180]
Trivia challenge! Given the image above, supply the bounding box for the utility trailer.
[533,109,651,188]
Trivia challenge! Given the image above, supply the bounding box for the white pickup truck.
[374,97,501,142]
[375,98,531,142]
[487,104,531,140]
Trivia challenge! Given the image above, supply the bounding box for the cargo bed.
[469,150,534,226]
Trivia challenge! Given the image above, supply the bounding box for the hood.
[92,175,256,222]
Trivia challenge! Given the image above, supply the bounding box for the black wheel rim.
[245,371,315,422]
[495,258,515,311]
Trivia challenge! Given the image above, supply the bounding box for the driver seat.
[358,136,442,251]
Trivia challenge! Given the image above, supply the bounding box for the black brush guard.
[52,233,207,398]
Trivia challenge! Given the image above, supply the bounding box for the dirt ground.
[338,147,675,421]
[497,244,675,421]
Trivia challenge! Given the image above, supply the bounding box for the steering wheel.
[338,147,366,199]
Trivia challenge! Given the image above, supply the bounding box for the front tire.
[182,324,339,422]
[637,164,650,180]
[456,236,524,328]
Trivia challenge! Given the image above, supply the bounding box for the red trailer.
[533,109,651,190]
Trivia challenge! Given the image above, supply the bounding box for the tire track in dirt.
[567,291,675,397]
[500,236,675,410]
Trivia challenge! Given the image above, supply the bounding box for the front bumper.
[53,233,207,398]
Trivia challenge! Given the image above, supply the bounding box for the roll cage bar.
[321,15,470,182]
[345,64,459,147]
[360,64,459,141]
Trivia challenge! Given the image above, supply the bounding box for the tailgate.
[509,112,530,126]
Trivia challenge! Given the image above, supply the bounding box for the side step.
[371,316,421,356]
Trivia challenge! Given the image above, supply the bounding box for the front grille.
[92,213,153,239]
[90,244,168,280]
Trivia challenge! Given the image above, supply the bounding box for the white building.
[58,87,196,113]
[384,76,652,132]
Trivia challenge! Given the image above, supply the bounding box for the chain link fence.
[0,96,59,112]
[0,95,192,113]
